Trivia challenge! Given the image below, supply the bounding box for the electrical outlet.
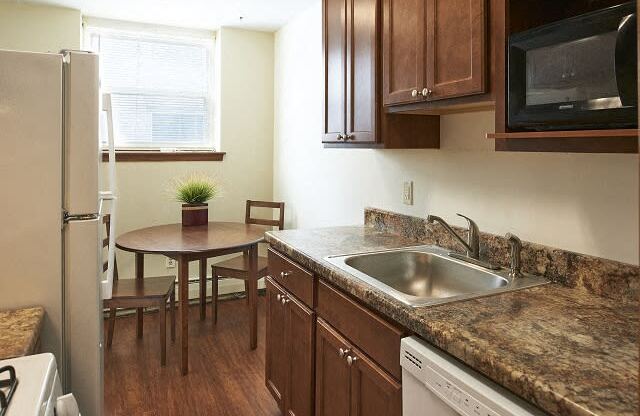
[403,181,413,205]
[165,258,176,268]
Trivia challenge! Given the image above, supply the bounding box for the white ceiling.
[5,0,317,31]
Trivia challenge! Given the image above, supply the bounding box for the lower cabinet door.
[265,278,287,411]
[315,319,352,416]
[349,349,402,416]
[284,295,315,416]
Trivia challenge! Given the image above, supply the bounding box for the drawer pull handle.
[346,355,357,366]
[338,347,350,358]
[280,271,292,278]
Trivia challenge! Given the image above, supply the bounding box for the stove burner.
[0,366,18,416]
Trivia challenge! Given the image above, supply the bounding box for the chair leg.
[211,271,219,326]
[244,280,250,304]
[107,307,116,348]
[170,290,176,342]
[159,301,166,366]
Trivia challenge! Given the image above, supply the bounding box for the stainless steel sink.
[325,246,549,307]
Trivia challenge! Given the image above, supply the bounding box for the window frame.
[83,18,217,152]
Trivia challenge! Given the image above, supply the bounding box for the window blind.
[87,26,214,149]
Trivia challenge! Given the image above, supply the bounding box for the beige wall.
[108,27,275,296]
[0,3,81,52]
[273,1,639,265]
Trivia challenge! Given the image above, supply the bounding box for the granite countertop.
[265,226,639,416]
[0,306,45,360]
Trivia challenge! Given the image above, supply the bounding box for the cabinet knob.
[344,134,354,141]
[337,133,344,141]
[339,347,350,358]
[280,271,291,278]
[280,296,287,305]
[411,89,418,98]
[422,88,432,97]
[276,294,282,301]
[346,355,358,366]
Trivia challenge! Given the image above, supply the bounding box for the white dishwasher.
[401,337,545,416]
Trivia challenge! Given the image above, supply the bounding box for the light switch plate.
[403,181,413,205]
[166,258,176,268]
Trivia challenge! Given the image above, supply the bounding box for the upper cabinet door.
[425,0,486,100]
[323,0,347,143]
[382,0,426,105]
[345,0,378,143]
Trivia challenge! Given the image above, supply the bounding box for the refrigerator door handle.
[63,212,99,223]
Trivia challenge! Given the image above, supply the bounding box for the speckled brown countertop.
[265,226,639,416]
[0,306,44,360]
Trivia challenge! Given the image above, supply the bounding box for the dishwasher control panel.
[401,336,545,416]
[423,363,498,416]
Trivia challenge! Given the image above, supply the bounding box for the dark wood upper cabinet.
[323,0,441,148]
[324,0,378,144]
[323,0,347,143]
[382,0,426,105]
[346,0,379,143]
[383,0,489,109]
[425,0,486,100]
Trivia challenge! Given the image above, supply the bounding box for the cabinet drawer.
[316,280,406,380]
[268,248,315,307]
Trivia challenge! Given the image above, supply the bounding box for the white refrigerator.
[0,49,111,416]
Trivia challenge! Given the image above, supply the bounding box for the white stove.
[0,354,79,416]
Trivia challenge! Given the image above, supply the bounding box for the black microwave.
[508,2,637,131]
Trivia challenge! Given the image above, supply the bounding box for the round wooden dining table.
[116,221,269,375]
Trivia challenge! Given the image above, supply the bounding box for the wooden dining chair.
[210,200,285,324]
[102,215,176,366]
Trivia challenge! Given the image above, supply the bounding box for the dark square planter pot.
[182,203,208,226]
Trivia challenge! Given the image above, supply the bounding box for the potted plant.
[172,173,220,227]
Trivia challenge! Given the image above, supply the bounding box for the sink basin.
[325,246,548,307]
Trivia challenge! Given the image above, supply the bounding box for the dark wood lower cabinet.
[266,279,288,411]
[266,277,315,416]
[315,319,402,416]
[350,349,402,416]
[267,251,402,416]
[316,319,353,416]
[284,294,315,416]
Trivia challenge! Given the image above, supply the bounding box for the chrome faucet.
[427,213,480,260]
[505,233,522,278]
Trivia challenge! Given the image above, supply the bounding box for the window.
[85,21,215,150]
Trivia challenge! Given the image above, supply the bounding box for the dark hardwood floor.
[104,296,280,416]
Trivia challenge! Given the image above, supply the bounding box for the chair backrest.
[103,214,119,281]
[245,200,285,230]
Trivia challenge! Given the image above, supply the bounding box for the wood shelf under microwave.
[486,129,638,153]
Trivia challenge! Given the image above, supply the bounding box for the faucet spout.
[427,214,480,259]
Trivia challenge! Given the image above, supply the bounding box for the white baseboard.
[186,277,266,300]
